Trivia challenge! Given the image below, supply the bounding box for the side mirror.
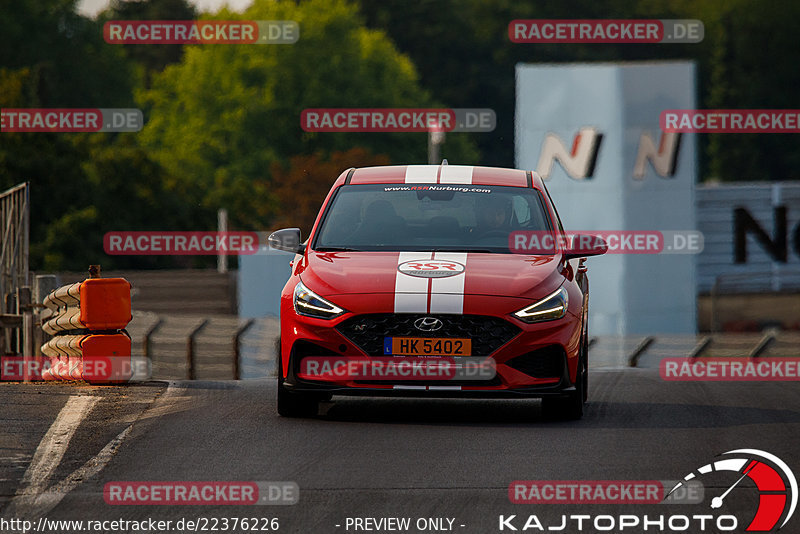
[564,234,607,261]
[268,228,305,254]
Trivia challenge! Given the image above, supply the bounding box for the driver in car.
[476,196,512,234]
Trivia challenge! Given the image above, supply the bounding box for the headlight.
[294,281,346,319]
[513,287,568,323]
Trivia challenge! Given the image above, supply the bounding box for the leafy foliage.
[136,0,478,231]
[270,148,391,235]
[101,0,198,86]
[357,0,800,180]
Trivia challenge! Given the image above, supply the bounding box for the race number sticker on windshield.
[397,260,465,278]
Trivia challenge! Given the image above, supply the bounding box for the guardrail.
[137,314,268,380]
[40,266,133,382]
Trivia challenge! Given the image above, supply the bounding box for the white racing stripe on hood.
[393,252,467,314]
[429,252,467,314]
[439,165,473,184]
[404,165,438,183]
[394,252,432,313]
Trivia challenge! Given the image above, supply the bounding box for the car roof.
[332,164,545,190]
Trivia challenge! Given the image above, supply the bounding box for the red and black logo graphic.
[667,449,797,531]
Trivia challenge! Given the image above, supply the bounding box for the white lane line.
[14,383,179,518]
[27,425,133,516]
[2,395,99,517]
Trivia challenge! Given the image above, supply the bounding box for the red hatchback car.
[269,164,606,419]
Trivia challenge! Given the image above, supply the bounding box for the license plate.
[383,337,472,356]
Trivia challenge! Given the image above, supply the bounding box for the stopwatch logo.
[666,449,797,531]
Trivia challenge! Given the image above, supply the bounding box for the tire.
[276,350,319,418]
[542,341,587,421]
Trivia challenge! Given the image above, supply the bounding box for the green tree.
[100,0,198,87]
[26,128,230,271]
[357,0,646,168]
[270,147,391,235]
[137,0,479,231]
[357,0,800,181]
[0,0,134,106]
[0,0,200,270]
[0,67,95,270]
[695,0,800,181]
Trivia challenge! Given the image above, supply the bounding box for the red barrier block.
[81,334,132,384]
[79,278,132,331]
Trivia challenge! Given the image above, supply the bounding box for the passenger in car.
[352,200,407,243]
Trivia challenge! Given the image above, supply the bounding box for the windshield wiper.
[315,246,362,252]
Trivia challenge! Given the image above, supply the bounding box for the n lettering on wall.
[633,132,681,179]
[734,206,788,263]
[536,127,603,180]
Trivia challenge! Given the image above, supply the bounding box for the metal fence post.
[187,319,209,380]
[217,208,228,274]
[17,287,32,381]
[233,319,255,380]
[144,317,164,369]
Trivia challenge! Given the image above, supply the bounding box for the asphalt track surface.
[1,369,799,534]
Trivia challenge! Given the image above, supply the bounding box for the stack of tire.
[40,277,132,383]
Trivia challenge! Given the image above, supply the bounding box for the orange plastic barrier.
[79,278,132,330]
[81,334,132,383]
[40,275,132,383]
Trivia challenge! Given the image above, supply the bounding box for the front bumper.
[282,381,578,399]
[280,306,583,398]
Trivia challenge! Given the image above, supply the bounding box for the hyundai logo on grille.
[414,317,444,332]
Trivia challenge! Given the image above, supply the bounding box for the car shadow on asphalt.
[317,397,800,429]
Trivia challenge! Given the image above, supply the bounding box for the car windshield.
[313,184,552,253]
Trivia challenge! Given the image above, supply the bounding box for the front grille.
[507,345,564,379]
[336,313,521,357]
